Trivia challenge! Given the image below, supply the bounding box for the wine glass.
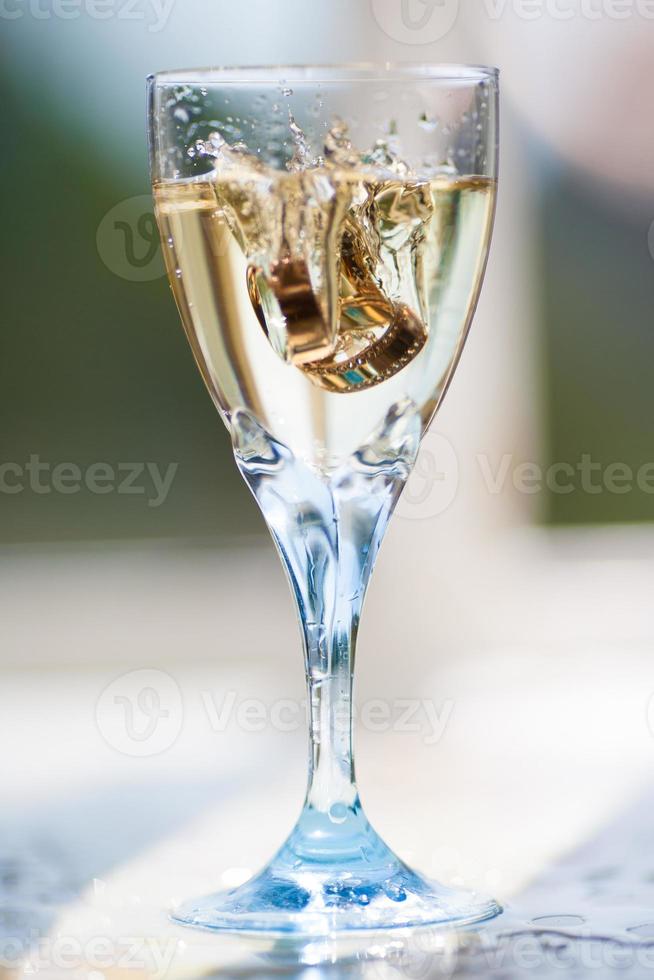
[148,63,499,935]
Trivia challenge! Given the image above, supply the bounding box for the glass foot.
[172,803,501,936]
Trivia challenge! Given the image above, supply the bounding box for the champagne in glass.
[148,64,499,935]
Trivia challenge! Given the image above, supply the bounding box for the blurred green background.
[0,59,257,543]
[541,165,654,523]
[1,6,653,543]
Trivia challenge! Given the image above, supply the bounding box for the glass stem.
[303,555,361,814]
[231,405,420,850]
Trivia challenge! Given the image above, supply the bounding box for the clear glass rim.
[147,62,499,86]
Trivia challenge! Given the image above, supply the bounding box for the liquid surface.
[154,142,495,469]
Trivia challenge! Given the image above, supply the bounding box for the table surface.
[2,526,654,976]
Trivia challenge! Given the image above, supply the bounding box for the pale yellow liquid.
[154,169,495,469]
